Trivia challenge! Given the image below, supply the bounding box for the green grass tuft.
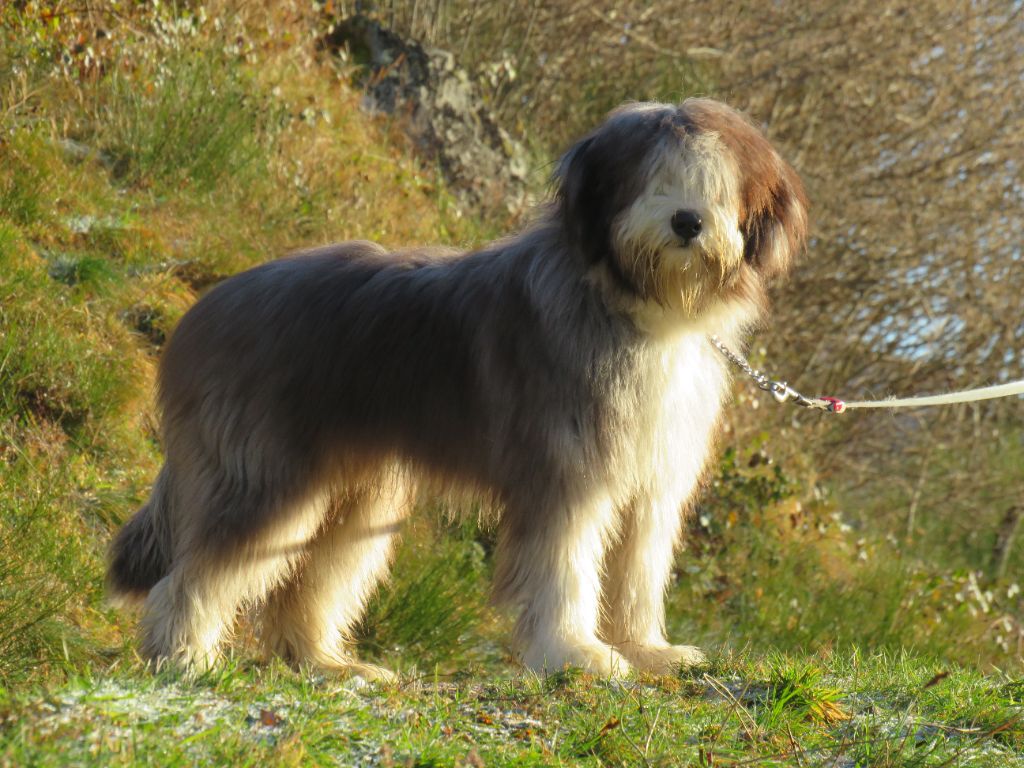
[359,518,498,670]
[88,49,275,194]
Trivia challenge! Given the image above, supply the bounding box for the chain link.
[708,335,843,413]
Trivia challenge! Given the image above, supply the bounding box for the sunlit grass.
[2,649,1021,766]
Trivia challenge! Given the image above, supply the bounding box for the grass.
[1,3,1022,764]
[668,443,1024,670]
[2,650,1022,766]
[358,518,499,671]
[87,50,274,193]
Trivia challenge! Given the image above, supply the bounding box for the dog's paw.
[321,660,398,685]
[522,639,632,678]
[574,643,633,677]
[142,643,221,678]
[615,642,706,674]
[343,662,398,685]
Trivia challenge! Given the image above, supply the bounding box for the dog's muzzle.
[670,209,702,246]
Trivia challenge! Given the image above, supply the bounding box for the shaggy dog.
[108,98,807,680]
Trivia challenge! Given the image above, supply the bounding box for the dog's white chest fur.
[626,330,731,499]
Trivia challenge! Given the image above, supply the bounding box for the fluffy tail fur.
[107,465,173,601]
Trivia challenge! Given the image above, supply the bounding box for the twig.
[585,8,726,61]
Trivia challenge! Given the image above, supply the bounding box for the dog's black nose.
[671,209,703,240]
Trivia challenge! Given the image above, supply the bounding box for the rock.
[54,138,115,169]
[320,15,528,218]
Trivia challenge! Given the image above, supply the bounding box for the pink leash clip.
[819,396,846,414]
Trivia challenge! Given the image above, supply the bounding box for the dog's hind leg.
[140,487,328,673]
[259,471,412,682]
[494,492,630,677]
[600,490,705,674]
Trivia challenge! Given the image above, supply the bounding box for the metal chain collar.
[708,335,845,413]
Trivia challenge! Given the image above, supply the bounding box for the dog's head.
[555,98,807,324]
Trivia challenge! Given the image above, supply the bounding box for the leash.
[708,335,1024,415]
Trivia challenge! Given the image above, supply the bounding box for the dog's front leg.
[494,494,630,677]
[600,489,706,674]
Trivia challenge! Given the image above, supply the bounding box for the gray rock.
[320,15,528,217]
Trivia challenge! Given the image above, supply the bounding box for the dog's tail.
[107,465,174,602]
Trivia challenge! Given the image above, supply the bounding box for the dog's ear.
[742,162,808,279]
[554,135,595,193]
[554,135,608,259]
[682,97,808,280]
